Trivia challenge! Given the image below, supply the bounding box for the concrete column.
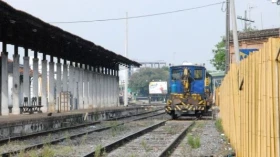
[88,69,93,109]
[93,73,97,108]
[97,74,101,107]
[110,75,113,106]
[1,51,9,115]
[117,75,120,106]
[12,53,20,114]
[68,64,74,109]
[23,55,30,106]
[32,56,39,106]
[103,74,107,107]
[56,62,62,111]
[79,66,83,109]
[41,59,48,112]
[106,74,109,106]
[73,65,78,109]
[48,61,55,112]
[107,74,110,106]
[114,76,117,106]
[62,61,68,92]
[101,74,104,107]
[84,68,89,109]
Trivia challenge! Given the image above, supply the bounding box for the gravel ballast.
[171,120,234,157]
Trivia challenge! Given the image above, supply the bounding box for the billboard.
[149,81,168,94]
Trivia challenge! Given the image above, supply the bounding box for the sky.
[1,0,280,80]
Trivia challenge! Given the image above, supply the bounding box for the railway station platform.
[0,105,163,140]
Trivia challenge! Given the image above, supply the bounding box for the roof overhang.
[0,1,141,69]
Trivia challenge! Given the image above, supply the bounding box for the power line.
[49,1,225,24]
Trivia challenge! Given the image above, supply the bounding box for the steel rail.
[0,107,163,145]
[0,111,165,157]
[83,119,169,157]
[158,121,195,157]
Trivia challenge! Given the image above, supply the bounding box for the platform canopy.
[0,1,141,69]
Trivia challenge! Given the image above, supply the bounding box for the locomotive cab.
[166,63,213,119]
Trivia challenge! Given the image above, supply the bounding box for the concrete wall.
[0,107,148,139]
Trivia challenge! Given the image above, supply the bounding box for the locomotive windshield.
[171,69,182,80]
[194,69,203,80]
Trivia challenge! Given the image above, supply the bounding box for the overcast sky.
[2,0,280,74]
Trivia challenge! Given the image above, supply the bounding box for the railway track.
[84,120,194,157]
[0,108,165,156]
[0,107,163,144]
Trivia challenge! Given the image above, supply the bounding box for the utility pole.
[124,12,128,107]
[230,0,240,63]
[237,10,254,31]
[225,0,230,73]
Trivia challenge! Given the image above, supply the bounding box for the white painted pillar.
[108,75,111,106]
[73,65,78,109]
[23,55,30,106]
[88,68,93,109]
[68,64,74,109]
[79,66,83,109]
[83,68,88,109]
[105,74,109,106]
[32,56,39,106]
[93,72,97,108]
[1,51,9,115]
[104,73,107,107]
[41,59,48,112]
[56,62,62,111]
[103,73,107,107]
[49,61,55,112]
[12,52,20,114]
[101,74,104,107]
[117,74,120,106]
[97,74,101,108]
[110,76,113,106]
[114,76,119,106]
[62,62,68,92]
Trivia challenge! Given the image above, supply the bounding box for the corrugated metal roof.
[0,1,141,69]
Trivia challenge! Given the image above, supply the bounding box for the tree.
[128,67,169,96]
[210,37,226,71]
[210,27,259,71]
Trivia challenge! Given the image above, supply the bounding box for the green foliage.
[210,37,226,71]
[187,135,201,149]
[41,146,55,157]
[94,144,103,157]
[129,67,169,96]
[215,118,223,132]
[210,27,258,71]
[141,140,152,152]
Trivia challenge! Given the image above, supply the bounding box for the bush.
[215,118,223,132]
[187,135,200,149]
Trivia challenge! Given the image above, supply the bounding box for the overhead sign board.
[240,49,258,61]
[149,81,168,94]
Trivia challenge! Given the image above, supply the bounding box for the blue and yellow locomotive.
[165,63,213,119]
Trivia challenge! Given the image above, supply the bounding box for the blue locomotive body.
[165,64,213,119]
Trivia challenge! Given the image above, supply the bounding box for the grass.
[107,121,127,137]
[164,126,177,135]
[94,144,103,157]
[187,135,201,149]
[141,140,152,152]
[41,146,55,157]
[215,118,223,132]
[80,133,88,145]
